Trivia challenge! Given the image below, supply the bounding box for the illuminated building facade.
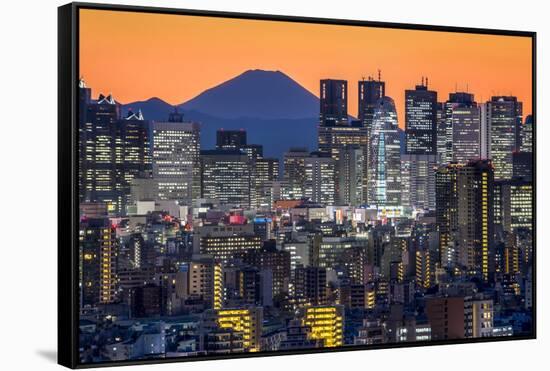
[216,307,263,352]
[457,160,495,282]
[195,224,262,263]
[337,145,364,206]
[283,148,309,199]
[496,179,533,234]
[520,114,533,153]
[447,93,481,164]
[435,163,462,269]
[200,149,252,208]
[401,154,436,210]
[368,96,402,206]
[301,305,344,347]
[80,93,121,213]
[487,96,523,180]
[464,298,494,338]
[304,152,336,205]
[405,80,437,155]
[79,217,117,306]
[152,114,201,205]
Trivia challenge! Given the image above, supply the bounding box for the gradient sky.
[79,9,532,126]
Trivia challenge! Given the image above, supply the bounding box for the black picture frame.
[58,2,537,368]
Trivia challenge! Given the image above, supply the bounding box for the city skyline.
[76,7,534,365]
[79,9,532,127]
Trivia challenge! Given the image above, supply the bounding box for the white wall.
[0,0,546,369]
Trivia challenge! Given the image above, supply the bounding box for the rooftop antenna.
[378,69,382,82]
[466,83,469,93]
[426,77,429,88]
[421,76,425,86]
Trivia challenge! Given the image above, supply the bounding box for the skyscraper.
[435,102,447,165]
[283,148,309,199]
[81,93,121,212]
[495,178,533,234]
[337,145,364,206]
[304,152,336,205]
[368,96,402,206]
[487,96,523,180]
[435,162,462,269]
[401,154,436,210]
[520,115,533,153]
[200,149,252,208]
[358,77,385,126]
[319,79,348,126]
[405,80,437,155]
[115,110,151,212]
[446,93,481,164]
[152,111,201,205]
[457,160,495,282]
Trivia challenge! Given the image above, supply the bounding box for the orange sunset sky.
[79,9,533,126]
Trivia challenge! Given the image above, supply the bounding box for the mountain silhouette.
[181,69,319,119]
[121,69,320,160]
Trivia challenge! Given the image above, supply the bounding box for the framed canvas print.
[58,2,536,368]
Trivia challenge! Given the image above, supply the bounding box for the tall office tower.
[435,163,462,269]
[216,129,247,150]
[358,77,386,126]
[401,154,437,210]
[78,79,92,203]
[200,149,252,208]
[368,96,402,206]
[425,297,465,341]
[152,111,201,205]
[194,224,262,263]
[443,92,475,164]
[436,102,447,164]
[520,114,533,152]
[450,95,481,164]
[479,103,491,160]
[405,80,437,154]
[283,148,309,199]
[495,178,533,234]
[337,145,364,206]
[317,120,369,203]
[255,158,279,185]
[238,242,291,296]
[304,152,336,205]
[115,110,151,213]
[79,218,117,307]
[215,307,263,352]
[457,160,495,282]
[81,93,121,212]
[358,76,386,195]
[294,266,327,306]
[487,96,523,180]
[319,79,348,126]
[301,306,344,347]
[178,257,224,310]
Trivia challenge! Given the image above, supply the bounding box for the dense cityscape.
[77,73,533,363]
